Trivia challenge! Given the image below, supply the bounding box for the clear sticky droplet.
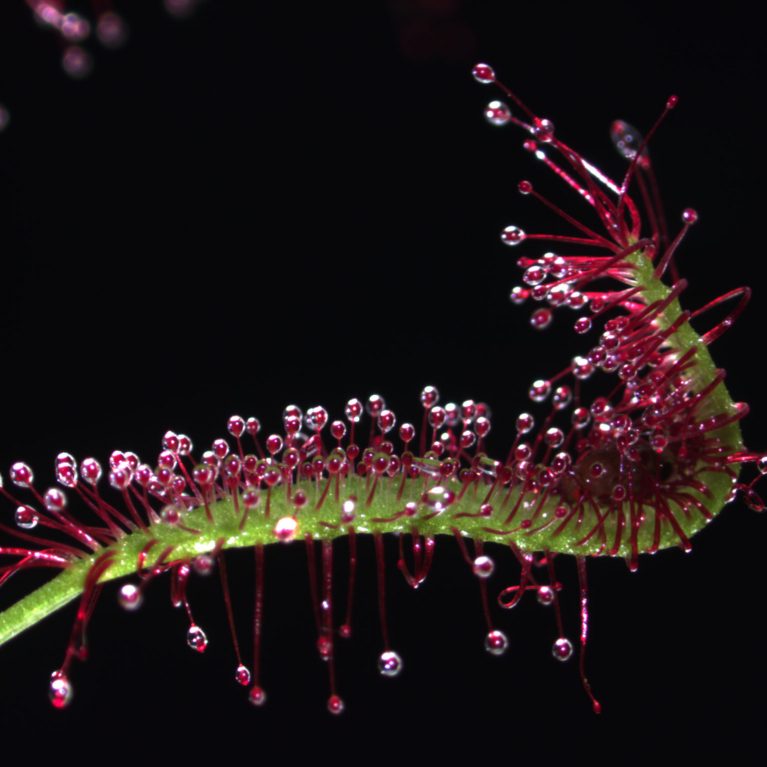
[97,12,129,49]
[484,99,511,126]
[472,62,496,84]
[341,498,356,524]
[530,308,552,330]
[378,650,404,677]
[523,266,546,286]
[552,636,573,662]
[235,665,252,686]
[10,462,34,488]
[61,46,93,79]
[500,225,526,247]
[472,555,495,579]
[484,629,509,656]
[15,505,39,530]
[118,583,143,611]
[248,685,267,706]
[49,671,73,709]
[186,624,208,653]
[532,117,555,143]
[516,412,534,434]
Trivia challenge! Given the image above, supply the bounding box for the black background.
[0,1,765,763]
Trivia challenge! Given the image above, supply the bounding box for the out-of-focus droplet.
[530,307,552,330]
[235,664,252,686]
[421,485,455,513]
[500,225,526,246]
[62,46,93,79]
[15,505,39,530]
[97,12,129,49]
[532,117,555,143]
[60,12,90,42]
[327,694,345,715]
[536,585,555,606]
[164,0,200,18]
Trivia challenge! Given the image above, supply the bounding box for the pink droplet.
[552,636,573,661]
[500,225,526,247]
[421,485,455,513]
[472,555,495,579]
[532,117,555,143]
[472,62,496,84]
[327,694,345,715]
[345,398,362,423]
[537,586,555,606]
[235,665,252,687]
[118,583,143,611]
[484,629,509,656]
[530,308,552,330]
[273,516,298,543]
[14,503,39,529]
[378,650,404,677]
[10,461,34,488]
[484,99,511,126]
[682,207,698,225]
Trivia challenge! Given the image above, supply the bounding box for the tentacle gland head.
[0,65,763,714]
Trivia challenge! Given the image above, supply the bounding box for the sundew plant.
[0,1,765,736]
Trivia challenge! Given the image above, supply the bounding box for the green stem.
[0,253,743,649]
